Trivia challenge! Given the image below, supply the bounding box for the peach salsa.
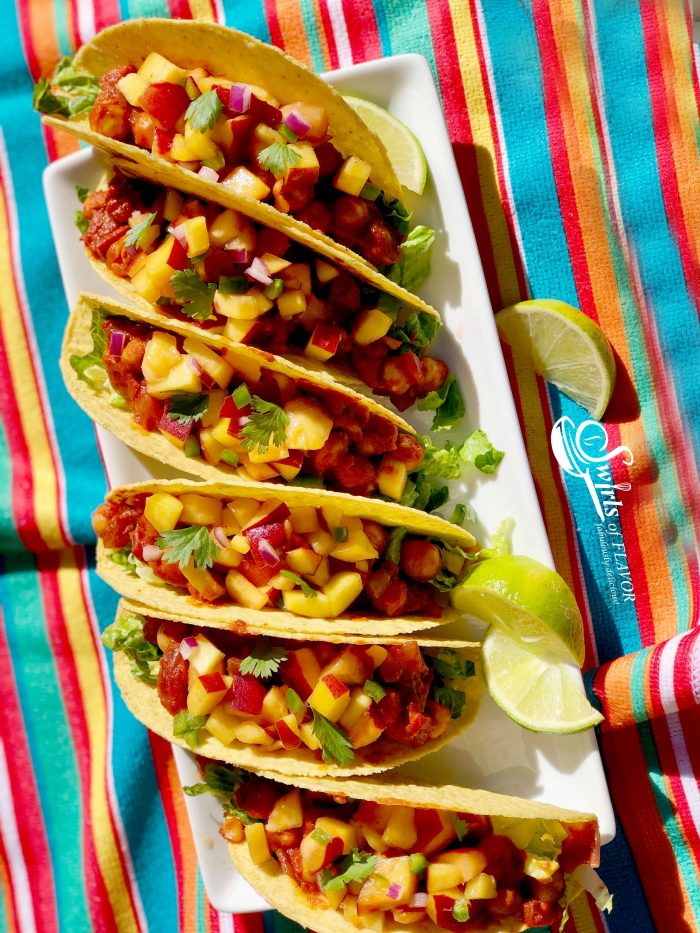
[185,766,609,932]
[103,609,478,768]
[76,173,455,418]
[35,49,428,273]
[93,484,477,622]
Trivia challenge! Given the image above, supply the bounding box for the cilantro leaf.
[386,226,436,292]
[240,396,290,452]
[323,850,378,890]
[459,429,505,475]
[171,269,216,320]
[173,710,208,748]
[258,142,300,176]
[76,185,89,203]
[239,643,288,678]
[33,57,100,117]
[279,570,317,598]
[363,680,386,702]
[185,90,222,133]
[183,763,245,798]
[75,209,89,234]
[418,374,466,431]
[451,813,468,841]
[311,710,354,766]
[385,527,406,565]
[434,684,467,719]
[124,211,157,249]
[157,525,219,570]
[432,650,476,682]
[166,394,209,425]
[101,613,161,684]
[69,306,108,386]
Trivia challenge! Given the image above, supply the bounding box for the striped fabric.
[0,0,697,931]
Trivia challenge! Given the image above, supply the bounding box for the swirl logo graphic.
[550,417,633,520]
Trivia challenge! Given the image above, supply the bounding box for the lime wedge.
[344,95,428,194]
[495,299,616,420]
[482,628,603,733]
[451,556,602,733]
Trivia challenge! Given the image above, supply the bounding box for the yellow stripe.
[551,0,674,638]
[446,0,521,306]
[0,169,65,550]
[57,551,140,933]
[188,0,216,22]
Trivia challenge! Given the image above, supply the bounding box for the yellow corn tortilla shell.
[226,774,596,933]
[112,635,483,778]
[62,292,419,487]
[97,477,476,637]
[43,19,440,320]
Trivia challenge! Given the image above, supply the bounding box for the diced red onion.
[387,882,403,901]
[228,83,252,114]
[187,355,202,374]
[179,635,199,659]
[108,330,127,357]
[245,255,273,286]
[409,893,428,909]
[200,370,216,390]
[213,526,230,549]
[168,224,188,248]
[258,539,280,565]
[283,110,311,138]
[198,165,219,183]
[141,544,163,562]
[226,247,253,264]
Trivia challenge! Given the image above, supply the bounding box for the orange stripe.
[26,0,62,77]
[272,1,313,66]
[311,0,332,71]
[446,0,521,305]
[163,745,200,929]
[57,553,140,931]
[550,0,674,641]
[0,158,67,551]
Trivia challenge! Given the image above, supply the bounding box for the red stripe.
[532,0,596,314]
[208,903,222,932]
[148,735,187,927]
[467,0,527,301]
[341,0,382,62]
[0,606,60,932]
[234,915,264,933]
[424,0,502,307]
[264,0,284,50]
[318,0,340,70]
[639,0,700,309]
[169,0,196,19]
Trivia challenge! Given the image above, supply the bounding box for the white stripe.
[212,0,226,25]
[0,132,71,545]
[326,0,354,68]
[76,1,96,43]
[658,634,700,837]
[81,567,150,933]
[217,912,235,933]
[0,738,38,933]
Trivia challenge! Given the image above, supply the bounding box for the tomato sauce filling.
[105,612,474,764]
[80,174,448,411]
[93,491,472,618]
[197,768,600,931]
[86,57,411,270]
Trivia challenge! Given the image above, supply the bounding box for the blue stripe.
[221,0,271,42]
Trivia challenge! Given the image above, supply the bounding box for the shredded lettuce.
[386,225,436,292]
[101,613,161,684]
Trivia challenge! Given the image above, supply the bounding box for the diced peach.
[209,208,254,247]
[226,498,260,527]
[199,427,224,465]
[222,317,257,344]
[221,166,270,200]
[182,337,234,388]
[225,570,269,609]
[426,892,462,926]
[342,896,362,928]
[275,713,302,749]
[180,215,209,257]
[187,672,231,716]
[190,634,225,675]
[315,817,357,855]
[148,359,202,398]
[138,52,188,85]
[261,685,289,723]
[377,457,408,501]
[234,720,274,746]
[290,506,320,534]
[299,722,321,750]
[242,461,278,482]
[322,647,371,686]
[266,788,303,833]
[306,556,330,587]
[284,399,333,451]
[277,290,306,317]
[260,252,290,274]
[214,292,262,320]
[366,646,388,668]
[333,156,372,196]
[245,822,272,865]
[427,862,462,894]
[307,530,335,556]
[348,711,383,749]
[204,705,240,745]
[163,189,184,222]
[331,517,379,563]
[286,547,322,576]
[143,492,183,533]
[178,494,222,526]
[116,72,148,106]
[315,258,339,283]
[339,687,373,730]
[308,674,351,722]
[213,547,243,569]
[413,809,457,857]
[433,849,487,884]
[323,572,364,616]
[279,648,321,700]
[142,331,181,382]
[300,832,344,880]
[463,872,497,899]
[200,390,226,428]
[351,309,393,346]
[358,856,416,910]
[382,807,417,850]
[325,884,348,911]
[247,441,289,464]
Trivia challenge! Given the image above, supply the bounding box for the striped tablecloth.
[0,1,698,931]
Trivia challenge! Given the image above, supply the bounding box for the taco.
[93,479,477,636]
[184,765,610,932]
[105,599,482,776]
[64,293,460,506]
[73,172,458,418]
[35,20,438,307]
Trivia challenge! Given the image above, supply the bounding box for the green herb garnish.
[157,524,219,570]
[240,396,290,452]
[124,211,157,249]
[258,141,300,176]
[171,268,217,320]
[239,643,288,678]
[311,710,354,766]
[279,570,317,598]
[185,90,222,132]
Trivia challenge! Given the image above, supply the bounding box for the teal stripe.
[52,0,72,57]
[631,651,700,923]
[370,0,394,57]
[196,867,207,932]
[300,0,325,72]
[221,0,271,41]
[381,0,436,76]
[126,0,170,16]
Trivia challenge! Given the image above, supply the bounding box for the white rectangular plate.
[43,53,614,915]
